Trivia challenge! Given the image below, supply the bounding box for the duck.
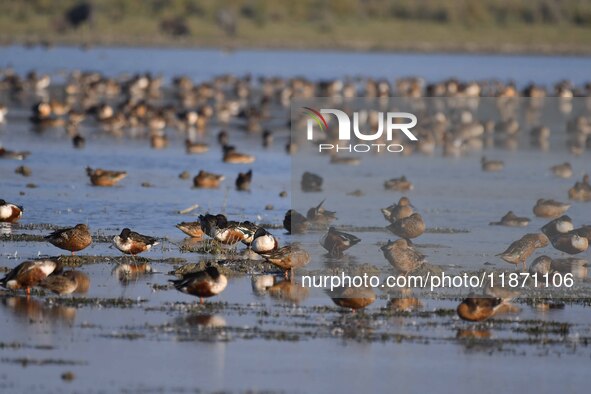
[572,225,591,243]
[222,145,255,164]
[262,129,273,148]
[329,287,376,311]
[72,134,85,149]
[301,172,323,192]
[38,274,78,295]
[381,197,414,223]
[386,213,425,239]
[235,169,252,191]
[0,145,30,160]
[193,170,224,188]
[185,140,209,154]
[541,215,574,237]
[113,228,159,255]
[549,233,588,254]
[533,199,570,218]
[497,233,549,270]
[235,221,260,246]
[0,104,6,123]
[456,295,507,322]
[306,199,336,224]
[550,162,573,178]
[176,221,205,238]
[45,224,92,255]
[329,155,361,166]
[251,227,279,254]
[380,239,425,275]
[1,259,60,295]
[320,227,361,257]
[283,210,308,234]
[568,174,591,202]
[259,244,310,278]
[481,156,504,172]
[529,255,553,275]
[0,199,23,223]
[384,176,413,191]
[86,167,127,187]
[199,214,257,245]
[217,130,229,145]
[169,265,227,304]
[62,270,90,293]
[489,211,530,227]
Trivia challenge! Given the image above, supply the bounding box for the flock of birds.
[2,176,590,318]
[1,67,591,322]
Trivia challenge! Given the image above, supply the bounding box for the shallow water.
[1,47,591,393]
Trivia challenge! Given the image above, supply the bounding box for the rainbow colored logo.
[302,107,328,131]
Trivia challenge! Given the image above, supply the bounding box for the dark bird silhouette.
[65,2,93,28]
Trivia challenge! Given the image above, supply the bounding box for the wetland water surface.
[1,46,591,393]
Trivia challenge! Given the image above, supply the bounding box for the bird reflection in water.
[184,314,227,328]
[112,262,154,285]
[387,288,423,312]
[0,222,13,236]
[250,274,309,304]
[1,295,77,325]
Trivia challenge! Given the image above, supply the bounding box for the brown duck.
[259,244,310,279]
[384,176,413,191]
[381,197,414,223]
[283,210,308,234]
[86,167,127,187]
[497,233,549,270]
[306,199,336,225]
[386,213,425,239]
[45,224,92,255]
[457,295,506,322]
[568,174,591,202]
[0,199,23,223]
[235,169,253,191]
[223,145,255,164]
[489,211,530,227]
[113,228,159,256]
[176,221,205,238]
[533,199,570,218]
[381,239,426,275]
[329,287,376,311]
[169,265,228,304]
[193,170,224,188]
[1,259,60,295]
[320,227,361,257]
[39,274,78,295]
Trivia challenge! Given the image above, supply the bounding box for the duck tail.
[316,198,326,210]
